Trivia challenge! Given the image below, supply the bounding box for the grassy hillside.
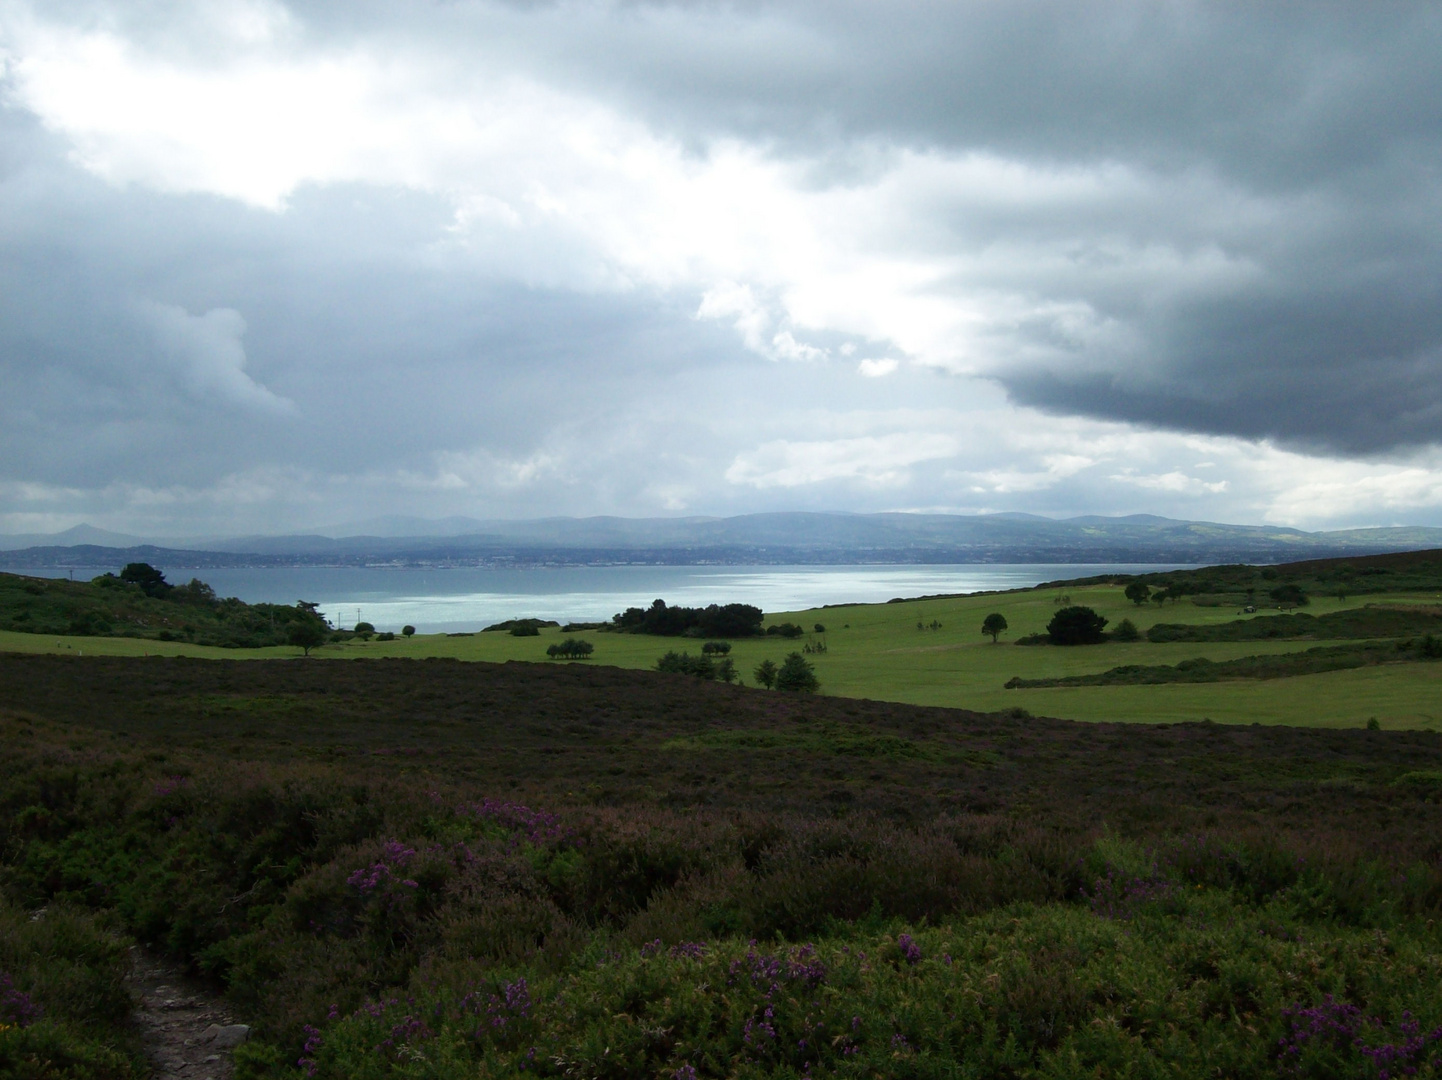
[5,582,1442,728]
[1062,546,1442,601]
[4,654,1442,1078]
[0,568,328,648]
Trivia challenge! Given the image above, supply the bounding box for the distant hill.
[0,524,150,551]
[2,512,1441,569]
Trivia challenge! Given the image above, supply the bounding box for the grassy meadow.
[5,577,1441,728]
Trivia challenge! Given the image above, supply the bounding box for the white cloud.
[726,433,960,489]
[857,358,898,377]
[141,303,293,414]
[696,281,771,354]
[1108,470,1230,495]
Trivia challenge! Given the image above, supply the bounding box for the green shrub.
[774,652,819,692]
[1047,605,1108,645]
[655,651,713,678]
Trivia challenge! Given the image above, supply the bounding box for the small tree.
[120,562,170,598]
[814,623,826,634]
[402,625,416,637]
[716,657,737,683]
[701,641,732,655]
[656,651,714,678]
[775,652,819,693]
[1112,617,1140,642]
[1124,581,1151,606]
[288,621,327,656]
[753,658,778,689]
[1269,583,1309,607]
[981,613,1008,643]
[1047,606,1108,645]
[547,638,594,660]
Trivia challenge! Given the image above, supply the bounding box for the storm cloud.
[2,1,1442,534]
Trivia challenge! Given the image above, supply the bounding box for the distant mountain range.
[3,513,1442,569]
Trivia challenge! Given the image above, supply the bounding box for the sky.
[3,0,1442,537]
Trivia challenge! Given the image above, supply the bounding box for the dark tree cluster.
[614,599,764,637]
[765,622,804,638]
[485,618,560,634]
[547,638,595,660]
[656,650,738,683]
[1047,606,1109,645]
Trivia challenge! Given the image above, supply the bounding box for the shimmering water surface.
[10,563,1189,633]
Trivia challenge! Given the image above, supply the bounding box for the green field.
[6,578,1441,729]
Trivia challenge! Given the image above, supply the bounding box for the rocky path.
[126,946,251,1080]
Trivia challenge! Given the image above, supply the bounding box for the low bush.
[765,623,805,638]
[0,899,142,1078]
[1111,617,1140,642]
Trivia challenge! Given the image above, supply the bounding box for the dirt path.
[126,946,251,1080]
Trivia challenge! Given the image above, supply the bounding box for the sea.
[8,563,1190,634]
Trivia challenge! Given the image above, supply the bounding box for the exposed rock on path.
[127,946,249,1080]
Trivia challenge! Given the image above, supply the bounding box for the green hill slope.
[0,566,328,648]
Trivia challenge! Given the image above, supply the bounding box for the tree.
[1269,583,1309,607]
[612,600,764,638]
[402,625,416,637]
[981,613,1008,643]
[120,562,170,598]
[1112,617,1140,642]
[701,641,732,655]
[173,578,218,606]
[753,659,778,689]
[288,621,327,656]
[775,652,819,693]
[715,657,737,684]
[1124,581,1151,606]
[766,623,805,638]
[656,651,714,678]
[1046,606,1108,645]
[547,638,595,660]
[813,623,826,634]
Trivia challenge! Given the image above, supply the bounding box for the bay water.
[10,563,1189,634]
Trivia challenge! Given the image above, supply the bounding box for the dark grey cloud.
[235,0,1442,454]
